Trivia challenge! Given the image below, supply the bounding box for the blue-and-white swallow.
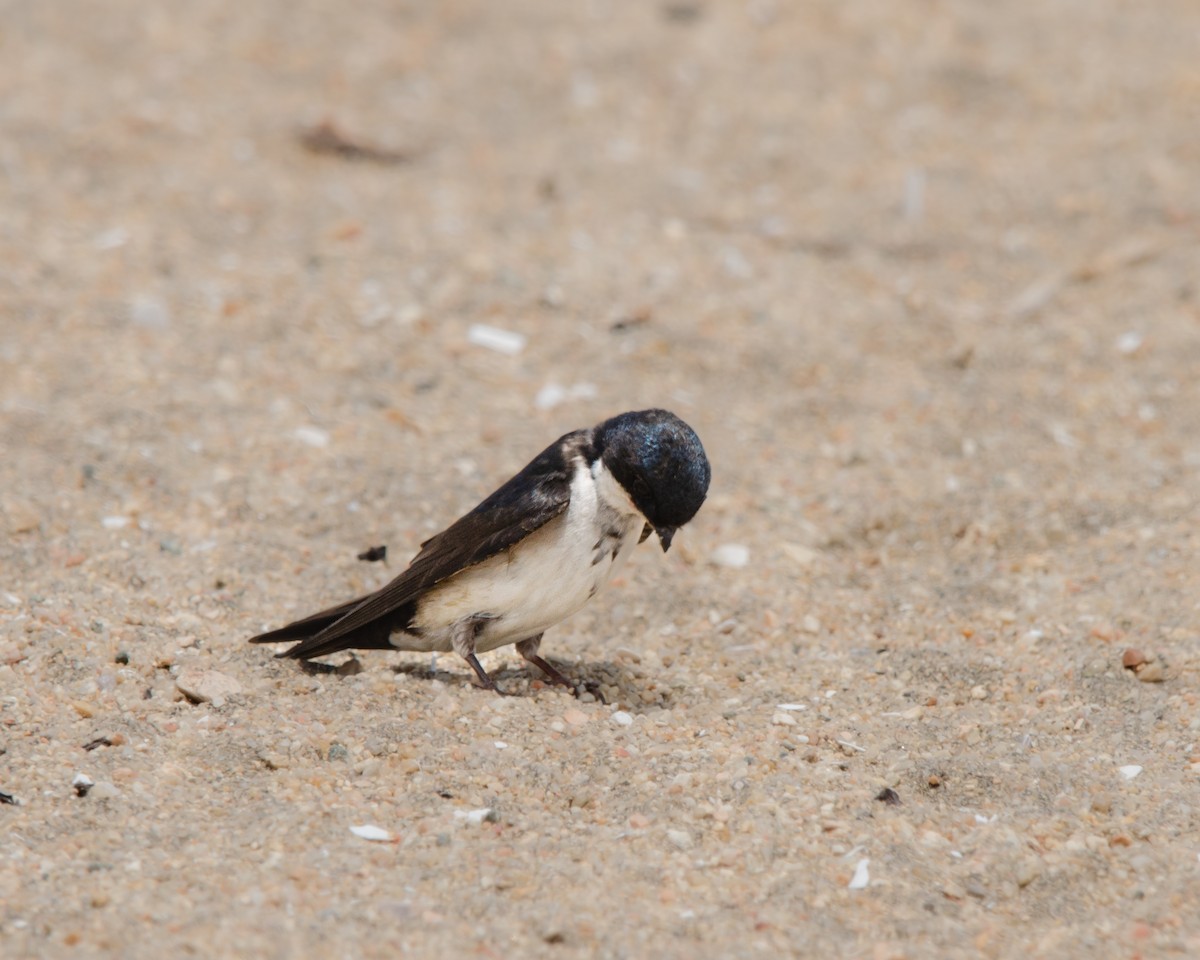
[249,409,711,694]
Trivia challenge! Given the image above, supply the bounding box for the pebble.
[294,425,330,449]
[847,858,870,890]
[350,825,393,842]
[1118,765,1143,781]
[1120,649,1166,683]
[175,668,244,707]
[781,542,819,566]
[467,324,526,355]
[72,773,94,797]
[1115,331,1143,355]
[1015,857,1041,888]
[771,711,798,726]
[666,829,693,850]
[710,544,750,568]
[455,808,498,826]
[611,711,634,726]
[534,382,597,410]
[563,708,589,726]
[1121,648,1147,670]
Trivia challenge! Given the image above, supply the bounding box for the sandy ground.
[3,1,1200,957]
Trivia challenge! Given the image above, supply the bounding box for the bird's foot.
[463,653,511,696]
[521,653,605,702]
[573,678,607,704]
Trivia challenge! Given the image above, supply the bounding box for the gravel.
[3,1,1200,958]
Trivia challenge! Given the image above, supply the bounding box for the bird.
[249,409,711,694]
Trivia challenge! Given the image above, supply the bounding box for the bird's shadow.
[389,656,667,710]
[298,652,667,710]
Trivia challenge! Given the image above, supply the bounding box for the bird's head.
[594,409,711,552]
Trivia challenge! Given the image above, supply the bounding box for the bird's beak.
[656,526,677,552]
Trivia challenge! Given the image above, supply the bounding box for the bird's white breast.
[402,457,644,653]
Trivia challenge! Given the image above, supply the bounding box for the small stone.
[294,425,330,449]
[970,685,988,700]
[72,773,94,797]
[467,324,526,355]
[847,858,870,890]
[562,708,588,726]
[710,544,750,568]
[1119,765,1143,780]
[175,668,244,706]
[1015,857,1041,888]
[666,829,692,850]
[350,824,393,842]
[533,382,595,411]
[801,614,821,635]
[328,743,350,762]
[456,808,497,826]
[629,813,651,829]
[1122,648,1148,670]
[771,711,798,726]
[1115,331,1143,355]
[114,651,130,665]
[1135,657,1166,683]
[611,711,634,727]
[781,542,819,567]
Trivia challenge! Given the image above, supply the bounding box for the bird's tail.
[248,596,395,660]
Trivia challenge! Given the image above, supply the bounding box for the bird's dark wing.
[250,429,588,659]
[247,595,370,646]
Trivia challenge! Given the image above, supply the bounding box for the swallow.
[249,409,711,694]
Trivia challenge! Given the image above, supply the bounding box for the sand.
[3,1,1200,957]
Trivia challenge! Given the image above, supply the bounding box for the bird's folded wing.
[292,431,585,646]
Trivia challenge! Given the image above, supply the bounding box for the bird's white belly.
[398,461,644,654]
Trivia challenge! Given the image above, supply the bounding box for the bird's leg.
[516,635,572,688]
[452,616,504,694]
[516,636,606,703]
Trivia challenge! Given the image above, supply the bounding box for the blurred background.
[4,0,1198,635]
